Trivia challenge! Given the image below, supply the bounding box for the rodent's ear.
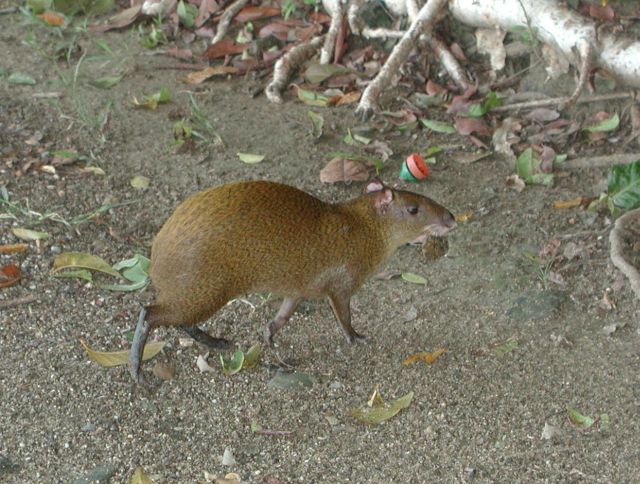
[364,178,386,194]
[372,188,394,214]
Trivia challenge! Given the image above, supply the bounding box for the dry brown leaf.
[402,348,447,366]
[88,4,142,33]
[235,6,281,22]
[335,90,361,106]
[0,244,29,254]
[319,158,370,183]
[455,117,492,136]
[553,196,584,209]
[0,263,21,288]
[38,11,65,26]
[203,39,249,60]
[183,65,239,84]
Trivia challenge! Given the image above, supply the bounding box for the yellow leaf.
[553,196,583,209]
[402,348,447,365]
[351,391,414,425]
[182,66,239,84]
[130,467,154,484]
[53,252,121,278]
[80,339,165,367]
[454,211,473,222]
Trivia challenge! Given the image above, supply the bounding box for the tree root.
[210,0,250,45]
[609,208,640,301]
[265,36,326,103]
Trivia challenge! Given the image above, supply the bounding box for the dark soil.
[1,8,639,483]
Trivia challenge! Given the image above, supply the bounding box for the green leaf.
[53,252,121,278]
[491,338,519,356]
[242,343,261,368]
[567,407,595,429]
[304,63,349,84]
[97,279,148,292]
[583,113,619,133]
[237,152,265,164]
[11,228,49,241]
[52,269,93,282]
[296,87,329,107]
[466,104,485,118]
[516,148,554,187]
[113,254,150,282]
[350,391,414,425]
[308,111,324,138]
[607,160,640,210]
[419,119,456,134]
[130,175,150,189]
[267,370,315,390]
[8,73,36,85]
[89,75,122,89]
[401,272,427,285]
[177,0,197,28]
[220,350,244,376]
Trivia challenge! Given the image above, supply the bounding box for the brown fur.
[146,180,454,330]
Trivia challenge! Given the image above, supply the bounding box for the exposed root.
[266,36,326,103]
[355,0,449,120]
[609,208,640,301]
[563,40,594,107]
[492,91,634,113]
[563,153,640,170]
[320,0,344,64]
[210,0,249,45]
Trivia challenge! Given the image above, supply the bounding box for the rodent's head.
[365,179,456,245]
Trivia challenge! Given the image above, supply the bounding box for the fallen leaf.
[220,350,244,376]
[583,112,619,133]
[304,63,350,84]
[319,158,370,183]
[130,467,154,484]
[402,348,447,365]
[133,87,171,109]
[89,75,123,89]
[308,111,324,138]
[183,65,238,84]
[335,90,361,106]
[0,263,21,288]
[351,391,414,425]
[505,174,525,192]
[490,338,518,356]
[130,175,150,189]
[566,407,594,429]
[267,370,315,390]
[525,108,560,123]
[541,422,561,440]
[88,4,142,32]
[8,73,36,85]
[197,353,215,372]
[79,339,165,367]
[401,272,427,285]
[295,86,329,107]
[553,197,584,209]
[0,243,29,254]
[455,117,492,136]
[53,252,121,278]
[235,5,281,22]
[419,118,456,134]
[202,39,248,60]
[237,152,265,164]
[11,228,49,241]
[38,11,65,26]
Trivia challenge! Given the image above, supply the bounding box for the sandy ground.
[1,9,639,483]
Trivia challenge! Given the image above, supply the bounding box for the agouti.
[129,179,456,383]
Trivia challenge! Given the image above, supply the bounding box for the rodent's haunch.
[129,179,456,383]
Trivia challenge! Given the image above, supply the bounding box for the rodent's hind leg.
[129,307,151,385]
[180,325,231,350]
[328,293,366,343]
[262,297,301,346]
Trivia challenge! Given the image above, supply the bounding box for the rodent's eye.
[407,206,419,215]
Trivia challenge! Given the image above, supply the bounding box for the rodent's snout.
[442,210,456,230]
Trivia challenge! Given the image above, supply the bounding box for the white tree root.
[355,0,449,119]
[265,36,326,103]
[210,0,249,45]
[609,208,640,301]
[320,0,344,64]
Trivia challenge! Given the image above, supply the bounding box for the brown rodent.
[129,179,456,383]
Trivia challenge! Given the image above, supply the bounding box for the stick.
[0,295,38,310]
[210,0,249,45]
[491,92,634,112]
[563,153,640,170]
[609,208,640,300]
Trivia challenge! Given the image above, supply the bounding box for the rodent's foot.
[346,332,367,344]
[262,326,275,347]
[354,105,375,122]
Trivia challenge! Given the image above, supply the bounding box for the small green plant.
[281,0,319,20]
[174,94,224,148]
[140,15,168,49]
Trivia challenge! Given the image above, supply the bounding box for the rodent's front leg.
[262,297,301,346]
[328,293,366,343]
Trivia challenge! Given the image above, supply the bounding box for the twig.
[0,295,38,310]
[609,208,640,300]
[491,92,634,112]
[563,153,640,170]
